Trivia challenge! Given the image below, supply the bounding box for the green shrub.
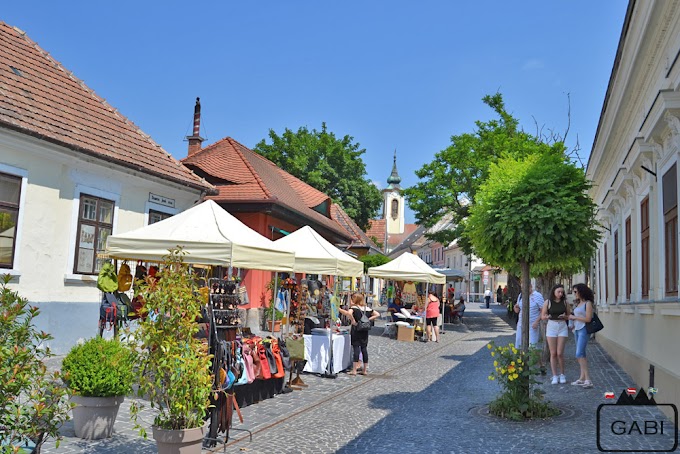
[0,274,72,450]
[486,341,560,421]
[62,336,135,397]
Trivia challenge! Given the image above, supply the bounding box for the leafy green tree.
[254,122,382,230]
[359,253,391,273]
[403,94,541,253]
[466,148,600,352]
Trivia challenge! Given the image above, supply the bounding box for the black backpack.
[100,293,118,329]
[355,308,372,332]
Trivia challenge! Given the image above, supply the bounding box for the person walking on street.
[484,288,492,308]
[426,290,441,342]
[496,285,503,304]
[569,283,595,388]
[338,293,380,376]
[541,284,570,385]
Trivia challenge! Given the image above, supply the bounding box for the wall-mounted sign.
[149,193,175,208]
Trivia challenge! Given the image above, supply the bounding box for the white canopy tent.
[275,225,363,376]
[368,251,446,341]
[105,199,295,271]
[367,251,446,284]
[274,225,363,277]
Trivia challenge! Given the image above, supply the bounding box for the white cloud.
[522,59,545,71]
[372,180,383,190]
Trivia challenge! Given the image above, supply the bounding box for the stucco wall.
[0,129,203,353]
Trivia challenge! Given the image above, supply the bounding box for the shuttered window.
[641,197,650,298]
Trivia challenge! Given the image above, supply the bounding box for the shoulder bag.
[585,311,604,334]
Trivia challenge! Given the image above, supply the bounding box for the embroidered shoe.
[551,376,559,385]
[571,379,585,386]
[559,374,567,384]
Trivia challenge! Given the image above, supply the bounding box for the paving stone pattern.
[40,303,676,453]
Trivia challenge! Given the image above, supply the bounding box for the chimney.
[186,97,204,156]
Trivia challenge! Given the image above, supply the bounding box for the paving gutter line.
[213,330,478,452]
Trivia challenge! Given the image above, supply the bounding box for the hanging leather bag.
[257,342,272,379]
[242,342,256,384]
[270,339,285,378]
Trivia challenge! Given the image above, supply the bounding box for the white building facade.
[587,0,680,413]
[0,23,212,353]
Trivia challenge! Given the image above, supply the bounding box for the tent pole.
[440,283,446,334]
[322,275,337,379]
[271,272,278,334]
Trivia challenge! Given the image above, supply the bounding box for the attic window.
[313,199,330,216]
[9,66,23,76]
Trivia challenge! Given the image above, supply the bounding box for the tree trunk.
[507,273,521,303]
[536,271,556,299]
[520,261,531,354]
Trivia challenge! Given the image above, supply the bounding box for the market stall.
[368,252,445,341]
[274,226,363,375]
[104,199,296,447]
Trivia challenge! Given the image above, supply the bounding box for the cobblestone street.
[41,304,675,453]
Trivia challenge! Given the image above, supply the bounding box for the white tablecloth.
[303,333,352,373]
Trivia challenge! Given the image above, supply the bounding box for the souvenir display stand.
[368,252,446,341]
[274,226,363,378]
[104,200,296,448]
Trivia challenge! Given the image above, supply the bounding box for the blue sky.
[4,1,626,223]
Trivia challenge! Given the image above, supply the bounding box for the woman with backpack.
[338,293,379,376]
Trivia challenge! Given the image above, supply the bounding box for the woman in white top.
[568,283,594,388]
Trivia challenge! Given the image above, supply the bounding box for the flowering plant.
[486,341,558,420]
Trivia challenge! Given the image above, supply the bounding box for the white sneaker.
[551,375,558,385]
[559,374,567,384]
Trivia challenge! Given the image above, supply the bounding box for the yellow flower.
[507,365,515,373]
[512,373,519,379]
[493,361,498,367]
[510,361,515,366]
[487,344,492,349]
[491,352,495,357]
[488,375,495,381]
[508,375,514,381]
[512,348,518,355]
[518,367,523,372]
[500,368,506,374]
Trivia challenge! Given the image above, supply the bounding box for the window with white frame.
[74,194,114,275]
[0,172,21,268]
[641,196,650,298]
[625,216,631,300]
[663,164,678,296]
[614,229,619,301]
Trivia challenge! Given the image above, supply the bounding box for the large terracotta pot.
[152,425,206,454]
[71,395,124,440]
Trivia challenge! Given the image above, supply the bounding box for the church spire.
[387,149,401,187]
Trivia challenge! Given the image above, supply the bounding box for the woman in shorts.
[568,283,595,388]
[540,284,570,385]
[425,290,441,342]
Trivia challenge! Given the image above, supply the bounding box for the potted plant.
[128,249,213,454]
[264,305,284,332]
[0,274,72,453]
[61,336,135,439]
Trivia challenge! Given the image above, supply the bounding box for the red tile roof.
[182,137,350,240]
[365,219,386,246]
[0,23,212,192]
[331,204,380,251]
[365,219,420,253]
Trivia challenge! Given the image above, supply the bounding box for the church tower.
[382,150,405,235]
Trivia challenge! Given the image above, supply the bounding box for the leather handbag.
[270,340,286,378]
[586,312,604,334]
